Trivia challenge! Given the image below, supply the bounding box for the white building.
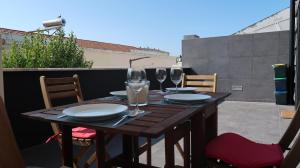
[234,7,289,35]
[0,27,176,68]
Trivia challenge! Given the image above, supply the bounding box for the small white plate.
[110,90,127,98]
[63,104,128,120]
[164,94,211,102]
[166,87,198,92]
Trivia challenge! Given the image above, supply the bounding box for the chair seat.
[205,133,283,168]
[72,127,96,139]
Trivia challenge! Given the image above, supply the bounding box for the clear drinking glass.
[127,67,147,114]
[155,68,167,93]
[128,81,146,114]
[170,65,183,92]
[126,80,150,106]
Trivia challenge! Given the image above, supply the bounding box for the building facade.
[0,27,176,68]
[234,7,289,35]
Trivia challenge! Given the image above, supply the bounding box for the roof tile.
[0,27,138,52]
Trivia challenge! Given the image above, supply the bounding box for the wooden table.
[22,91,229,168]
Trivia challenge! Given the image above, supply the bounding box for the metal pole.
[129,56,150,68]
[289,0,296,105]
[296,1,300,107]
[0,39,4,101]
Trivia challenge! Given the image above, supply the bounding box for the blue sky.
[0,0,289,56]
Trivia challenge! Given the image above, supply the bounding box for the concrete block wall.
[182,31,289,102]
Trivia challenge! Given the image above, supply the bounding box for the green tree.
[2,29,93,68]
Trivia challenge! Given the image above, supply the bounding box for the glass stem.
[160,83,162,92]
[176,84,178,93]
[135,92,139,111]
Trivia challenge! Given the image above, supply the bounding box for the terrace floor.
[22,101,294,168]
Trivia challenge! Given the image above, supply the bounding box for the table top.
[22,91,230,138]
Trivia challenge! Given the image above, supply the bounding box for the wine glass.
[127,67,147,82]
[170,65,183,92]
[127,67,147,114]
[155,68,167,93]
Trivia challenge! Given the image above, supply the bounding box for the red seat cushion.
[72,127,96,139]
[205,133,283,168]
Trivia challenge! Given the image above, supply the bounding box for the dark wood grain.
[22,91,230,168]
[49,91,78,99]
[96,130,106,168]
[61,125,73,167]
[47,84,76,92]
[22,93,229,137]
[165,130,175,168]
[44,77,75,85]
[122,135,133,168]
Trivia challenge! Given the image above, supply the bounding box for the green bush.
[2,29,93,68]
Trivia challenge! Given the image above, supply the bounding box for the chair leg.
[84,146,111,168]
[74,146,89,165]
[84,152,96,168]
[84,134,114,167]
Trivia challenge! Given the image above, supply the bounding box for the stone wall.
[182,31,289,102]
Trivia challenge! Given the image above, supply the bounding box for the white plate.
[164,94,211,102]
[110,90,127,97]
[166,87,198,92]
[63,104,128,120]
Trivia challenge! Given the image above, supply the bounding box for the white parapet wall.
[83,48,177,68]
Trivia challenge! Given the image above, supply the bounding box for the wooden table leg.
[133,136,139,166]
[96,130,106,168]
[123,135,133,168]
[184,126,190,168]
[146,137,152,166]
[165,130,175,168]
[191,103,218,168]
[191,110,205,168]
[61,125,73,167]
[205,103,218,142]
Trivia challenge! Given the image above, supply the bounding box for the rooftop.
[0,27,167,53]
[234,7,289,35]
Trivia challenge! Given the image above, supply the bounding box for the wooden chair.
[41,75,155,167]
[205,104,300,168]
[40,74,101,167]
[172,73,218,160]
[0,96,26,168]
[182,73,217,93]
[0,96,71,168]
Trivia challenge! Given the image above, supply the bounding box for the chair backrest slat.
[47,84,77,92]
[185,75,215,80]
[44,77,76,85]
[0,97,25,168]
[186,81,215,87]
[182,73,217,93]
[49,90,78,99]
[40,74,83,134]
